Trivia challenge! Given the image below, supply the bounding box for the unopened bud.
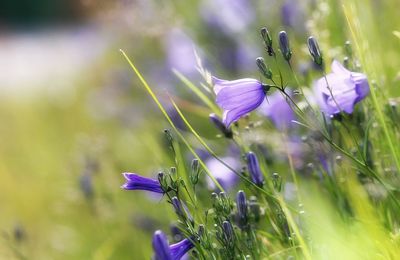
[246,151,264,187]
[261,27,274,56]
[157,172,169,192]
[256,57,273,79]
[272,172,282,192]
[307,36,323,66]
[190,159,200,185]
[278,31,292,61]
[236,190,248,228]
[222,221,235,244]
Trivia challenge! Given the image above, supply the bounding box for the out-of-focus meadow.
[1,0,400,259]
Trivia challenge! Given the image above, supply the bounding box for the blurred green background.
[0,0,399,259]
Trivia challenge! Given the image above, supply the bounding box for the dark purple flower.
[152,230,194,260]
[121,173,164,193]
[153,230,172,260]
[170,237,194,260]
[213,77,267,127]
[246,152,264,187]
[258,89,296,130]
[313,60,370,115]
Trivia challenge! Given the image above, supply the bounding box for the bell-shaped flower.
[152,230,194,260]
[213,77,267,127]
[121,173,164,193]
[313,60,369,115]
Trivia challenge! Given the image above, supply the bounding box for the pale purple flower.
[205,157,239,191]
[213,77,267,127]
[152,230,194,260]
[258,90,295,129]
[164,28,197,76]
[313,60,370,115]
[281,0,306,33]
[121,173,164,193]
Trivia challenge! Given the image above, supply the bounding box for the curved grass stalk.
[120,49,225,192]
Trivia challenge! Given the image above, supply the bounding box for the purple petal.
[216,85,264,110]
[121,173,164,193]
[223,97,264,127]
[213,77,261,95]
[170,238,194,260]
[331,59,351,75]
[152,230,172,260]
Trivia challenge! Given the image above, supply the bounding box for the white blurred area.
[0,0,158,100]
[0,27,108,99]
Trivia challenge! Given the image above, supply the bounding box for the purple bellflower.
[213,77,267,127]
[152,230,194,260]
[121,173,164,193]
[313,60,370,115]
[258,89,295,130]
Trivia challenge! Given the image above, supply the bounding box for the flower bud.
[261,27,274,56]
[256,57,273,79]
[209,113,233,138]
[163,129,174,150]
[278,31,292,61]
[171,196,185,219]
[190,159,200,185]
[236,190,248,228]
[307,36,323,66]
[157,172,169,192]
[222,221,235,244]
[272,172,282,192]
[246,151,264,187]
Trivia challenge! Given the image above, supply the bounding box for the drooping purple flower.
[246,152,264,187]
[153,230,172,260]
[258,89,296,130]
[213,77,267,127]
[169,237,194,260]
[152,230,194,260]
[205,157,239,191]
[121,173,164,193]
[313,60,370,115]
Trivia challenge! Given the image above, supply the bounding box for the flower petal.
[216,86,264,110]
[331,59,350,75]
[222,95,264,127]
